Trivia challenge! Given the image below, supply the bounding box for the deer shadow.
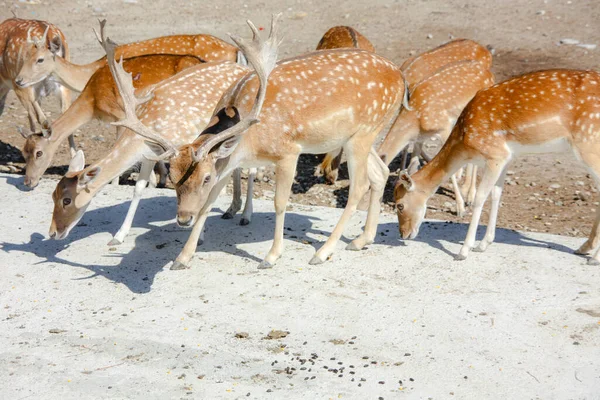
[0,195,323,294]
[372,219,580,260]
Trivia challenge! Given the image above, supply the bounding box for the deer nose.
[49,231,56,239]
[15,77,24,87]
[177,215,194,227]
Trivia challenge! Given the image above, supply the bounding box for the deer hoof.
[346,242,361,251]
[257,261,273,269]
[575,244,591,255]
[221,212,234,220]
[587,258,600,266]
[107,238,122,246]
[170,261,190,270]
[454,253,468,261]
[240,218,250,226]
[309,255,326,265]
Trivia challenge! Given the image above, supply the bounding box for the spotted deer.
[21,53,204,188]
[0,18,73,148]
[16,19,241,94]
[314,26,376,184]
[48,26,250,245]
[377,60,494,216]
[394,69,600,264]
[401,39,492,92]
[115,16,408,270]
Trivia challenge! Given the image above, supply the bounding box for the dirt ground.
[1,0,600,238]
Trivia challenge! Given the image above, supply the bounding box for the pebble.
[549,183,561,190]
[559,38,580,45]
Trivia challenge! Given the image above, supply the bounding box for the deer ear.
[398,169,415,191]
[49,35,62,55]
[68,150,85,173]
[212,136,241,160]
[78,166,101,188]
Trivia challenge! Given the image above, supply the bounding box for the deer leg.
[407,141,423,174]
[222,168,243,219]
[451,173,466,218]
[110,126,126,185]
[467,165,478,205]
[310,138,370,265]
[473,169,507,252]
[259,156,298,269]
[172,175,232,270]
[155,162,168,188]
[456,159,508,260]
[240,168,255,226]
[109,160,155,245]
[0,87,9,117]
[14,86,41,131]
[347,149,389,250]
[58,85,77,157]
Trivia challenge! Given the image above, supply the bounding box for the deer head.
[393,170,427,240]
[20,121,56,188]
[15,23,65,88]
[104,15,281,227]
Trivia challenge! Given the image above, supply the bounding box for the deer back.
[316,26,375,52]
[401,39,492,89]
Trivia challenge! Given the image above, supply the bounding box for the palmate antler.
[191,14,282,162]
[96,20,178,160]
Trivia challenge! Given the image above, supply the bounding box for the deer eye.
[203,175,211,185]
[36,150,43,158]
[63,198,71,207]
[37,57,44,64]
[396,203,404,212]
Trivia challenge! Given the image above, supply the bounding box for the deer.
[111,15,409,270]
[15,19,241,94]
[0,18,74,152]
[394,69,600,264]
[314,26,377,185]
[376,60,494,216]
[48,25,251,246]
[316,38,492,188]
[21,52,205,189]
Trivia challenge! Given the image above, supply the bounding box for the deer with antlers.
[114,15,408,270]
[377,60,494,216]
[0,18,73,149]
[314,26,376,184]
[21,53,205,188]
[48,25,250,245]
[394,69,600,264]
[15,19,241,94]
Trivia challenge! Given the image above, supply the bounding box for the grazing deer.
[394,69,600,264]
[401,39,492,92]
[48,26,250,245]
[377,60,494,216]
[21,53,204,188]
[314,26,376,184]
[0,18,73,149]
[115,16,408,270]
[16,20,241,93]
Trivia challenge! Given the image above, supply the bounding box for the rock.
[49,328,66,334]
[549,183,561,190]
[559,38,580,45]
[506,170,515,175]
[265,330,289,340]
[426,34,433,39]
[235,332,250,339]
[577,44,597,51]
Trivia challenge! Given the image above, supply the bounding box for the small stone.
[426,34,433,39]
[235,332,249,339]
[549,183,561,190]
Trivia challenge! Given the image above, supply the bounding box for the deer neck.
[414,135,467,196]
[48,90,95,146]
[53,56,105,92]
[84,135,145,193]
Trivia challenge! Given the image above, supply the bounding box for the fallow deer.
[377,60,494,216]
[48,27,250,245]
[394,69,600,264]
[316,26,375,52]
[314,26,376,184]
[16,20,241,93]
[114,16,408,270]
[21,53,204,188]
[0,18,73,150]
[401,39,492,92]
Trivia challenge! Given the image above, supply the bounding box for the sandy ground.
[0,174,599,399]
[1,0,600,237]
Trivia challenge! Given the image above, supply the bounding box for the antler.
[93,19,107,45]
[97,20,178,161]
[192,14,282,162]
[26,24,50,48]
